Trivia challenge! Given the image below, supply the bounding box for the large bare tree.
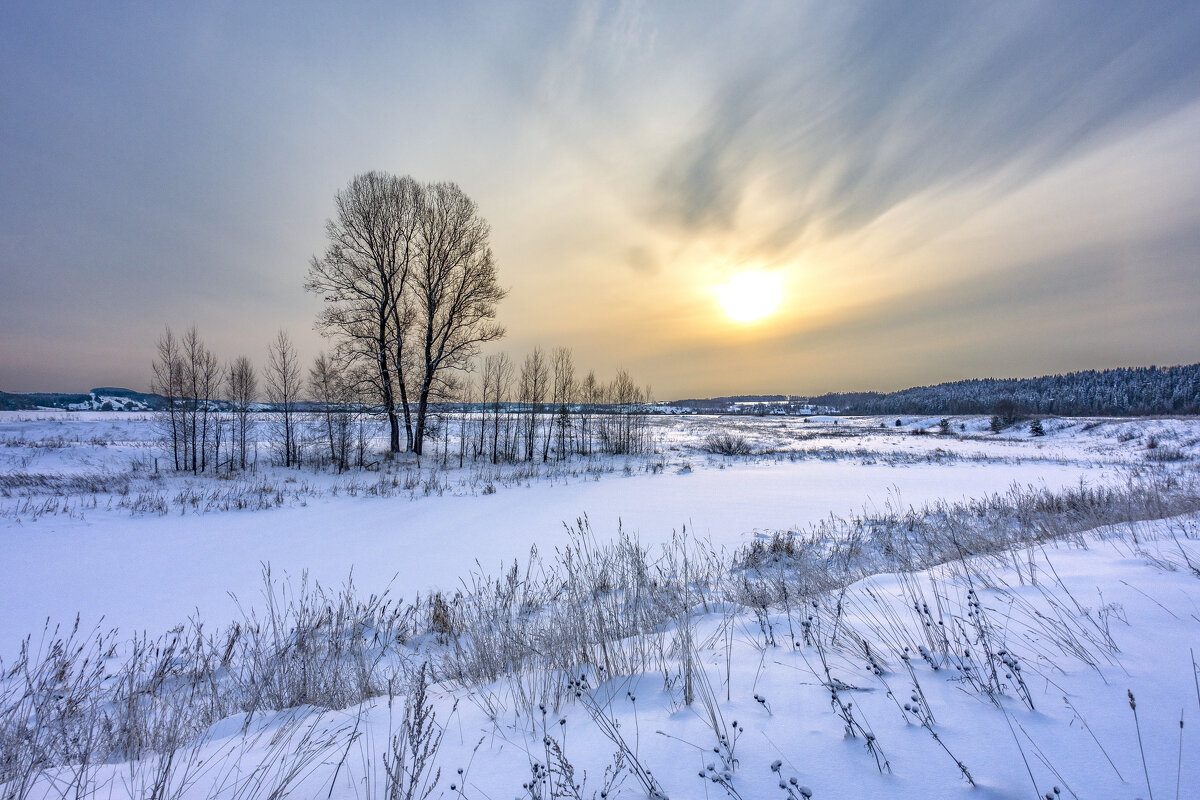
[306,172,420,454]
[410,182,506,455]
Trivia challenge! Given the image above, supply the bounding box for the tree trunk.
[377,327,401,454]
[413,391,430,456]
[387,410,401,454]
[398,379,414,451]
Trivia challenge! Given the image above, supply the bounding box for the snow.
[0,412,1158,654]
[2,411,1198,799]
[3,456,1120,653]
[297,518,1200,799]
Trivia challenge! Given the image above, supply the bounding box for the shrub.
[703,433,753,456]
[428,592,456,637]
[1146,446,1186,462]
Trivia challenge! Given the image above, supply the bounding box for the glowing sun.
[717,271,783,323]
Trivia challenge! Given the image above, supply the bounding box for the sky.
[2,1,1200,398]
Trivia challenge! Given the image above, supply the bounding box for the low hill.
[0,388,165,411]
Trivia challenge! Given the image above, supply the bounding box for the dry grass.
[3,467,1199,798]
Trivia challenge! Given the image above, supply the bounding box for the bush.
[1146,446,1186,462]
[702,433,753,456]
[428,591,456,637]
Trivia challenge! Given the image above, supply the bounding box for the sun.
[717,271,783,323]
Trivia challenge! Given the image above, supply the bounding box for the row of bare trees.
[152,328,653,474]
[151,327,369,473]
[152,327,221,473]
[462,346,654,465]
[304,172,505,458]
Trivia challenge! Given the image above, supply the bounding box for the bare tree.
[306,172,420,455]
[265,330,302,467]
[605,368,652,455]
[480,352,514,463]
[519,348,548,462]
[456,374,473,468]
[151,328,185,471]
[410,182,506,455]
[550,347,576,460]
[181,327,219,474]
[226,356,257,471]
[152,327,220,473]
[474,355,493,459]
[309,352,354,472]
[152,327,225,472]
[578,370,601,456]
[476,353,503,462]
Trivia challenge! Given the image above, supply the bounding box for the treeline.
[151,327,338,473]
[461,347,653,465]
[806,363,1200,417]
[672,394,788,407]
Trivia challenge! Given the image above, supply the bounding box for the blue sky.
[3,2,1199,396]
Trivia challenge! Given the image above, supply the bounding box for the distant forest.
[802,363,1200,417]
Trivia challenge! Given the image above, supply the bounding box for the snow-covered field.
[3,412,1187,653]
[2,411,1198,799]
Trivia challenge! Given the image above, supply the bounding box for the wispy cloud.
[2,2,1199,395]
